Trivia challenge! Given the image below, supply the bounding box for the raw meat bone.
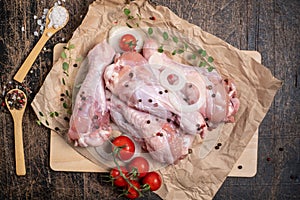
[109,94,195,164]
[104,51,207,136]
[147,45,240,129]
[68,41,115,147]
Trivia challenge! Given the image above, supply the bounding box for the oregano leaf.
[184,43,188,49]
[124,8,130,16]
[69,44,75,49]
[199,61,206,67]
[162,32,169,40]
[148,27,153,35]
[207,66,215,72]
[50,112,55,118]
[208,56,214,63]
[177,49,184,54]
[172,36,178,43]
[158,46,164,53]
[63,102,68,109]
[63,62,69,71]
[75,57,82,62]
[61,51,67,59]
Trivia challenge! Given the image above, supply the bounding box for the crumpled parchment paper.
[31,0,282,199]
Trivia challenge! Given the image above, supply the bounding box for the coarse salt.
[47,6,68,29]
[37,19,42,25]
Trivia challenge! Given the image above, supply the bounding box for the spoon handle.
[13,116,26,176]
[14,33,50,83]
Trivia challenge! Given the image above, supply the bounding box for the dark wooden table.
[0,0,299,199]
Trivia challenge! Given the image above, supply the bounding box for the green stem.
[112,147,143,197]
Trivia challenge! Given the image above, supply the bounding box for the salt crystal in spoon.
[14,6,69,83]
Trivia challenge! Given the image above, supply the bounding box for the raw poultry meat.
[67,37,240,164]
[109,93,194,164]
[147,46,240,129]
[67,41,115,147]
[104,50,208,136]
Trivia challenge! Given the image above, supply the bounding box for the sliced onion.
[148,52,164,69]
[159,68,186,91]
[168,77,206,113]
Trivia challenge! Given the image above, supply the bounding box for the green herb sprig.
[36,111,59,126]
[147,27,216,72]
[123,8,141,28]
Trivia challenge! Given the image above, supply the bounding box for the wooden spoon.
[5,89,27,176]
[14,6,69,83]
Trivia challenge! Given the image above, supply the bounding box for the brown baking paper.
[31,0,282,199]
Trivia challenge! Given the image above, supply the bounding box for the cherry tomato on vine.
[127,156,149,178]
[119,34,137,51]
[125,180,141,199]
[112,135,135,161]
[142,171,162,191]
[110,166,128,187]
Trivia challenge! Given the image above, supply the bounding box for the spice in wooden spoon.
[14,5,69,83]
[5,89,27,176]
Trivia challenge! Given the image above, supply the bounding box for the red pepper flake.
[266,157,271,162]
[149,16,156,20]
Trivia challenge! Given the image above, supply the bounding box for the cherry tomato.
[119,34,137,51]
[142,171,162,191]
[110,166,128,187]
[127,156,149,178]
[112,136,135,161]
[126,180,141,199]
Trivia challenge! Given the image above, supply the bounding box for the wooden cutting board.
[50,43,261,177]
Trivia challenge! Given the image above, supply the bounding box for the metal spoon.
[14,6,69,83]
[5,89,27,176]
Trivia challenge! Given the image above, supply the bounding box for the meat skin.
[67,38,240,164]
[68,41,115,147]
